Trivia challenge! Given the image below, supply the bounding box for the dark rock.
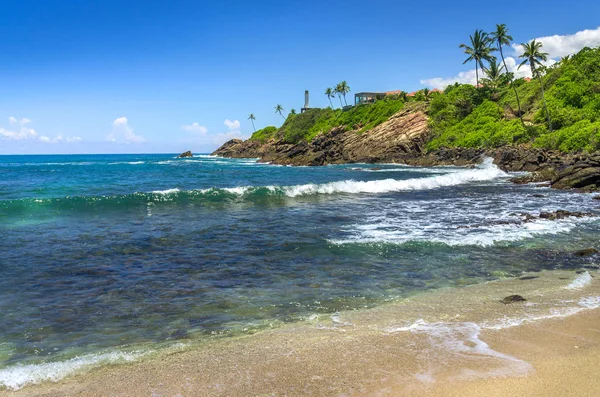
[538,210,592,220]
[178,150,193,158]
[502,295,527,304]
[519,276,539,280]
[572,248,600,257]
[511,168,558,185]
[369,167,383,171]
[593,195,600,200]
[530,194,545,198]
[552,162,600,191]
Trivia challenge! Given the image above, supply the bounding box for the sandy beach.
[2,270,599,396]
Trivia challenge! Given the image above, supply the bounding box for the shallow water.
[0,153,599,390]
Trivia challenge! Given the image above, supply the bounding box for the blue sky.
[1,0,600,154]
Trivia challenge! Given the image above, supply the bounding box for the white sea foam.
[151,188,180,195]
[386,320,532,379]
[565,271,593,290]
[329,217,595,247]
[0,351,145,391]
[578,296,600,309]
[483,307,586,330]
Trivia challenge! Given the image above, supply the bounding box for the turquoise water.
[1,153,599,388]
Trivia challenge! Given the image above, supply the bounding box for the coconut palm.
[333,84,344,107]
[459,29,496,88]
[275,104,285,119]
[248,113,256,132]
[325,87,335,108]
[337,81,351,106]
[518,39,552,131]
[290,109,297,115]
[491,24,523,123]
[481,61,504,90]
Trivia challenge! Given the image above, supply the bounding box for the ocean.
[1,153,599,391]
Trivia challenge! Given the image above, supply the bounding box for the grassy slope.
[249,99,406,144]
[427,46,600,153]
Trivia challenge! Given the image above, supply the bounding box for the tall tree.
[518,39,552,131]
[459,29,496,88]
[325,87,335,108]
[491,24,523,123]
[248,113,256,132]
[333,84,344,107]
[275,104,285,119]
[337,81,351,106]
[290,109,297,115]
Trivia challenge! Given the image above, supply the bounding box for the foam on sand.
[0,351,145,391]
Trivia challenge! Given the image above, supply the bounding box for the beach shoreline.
[3,269,599,396]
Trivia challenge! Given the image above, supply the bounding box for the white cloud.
[106,116,146,143]
[181,122,208,135]
[0,117,81,143]
[224,119,241,131]
[211,131,245,146]
[512,26,600,59]
[421,26,599,90]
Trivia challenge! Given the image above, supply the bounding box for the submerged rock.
[572,248,600,257]
[501,295,527,304]
[538,210,592,220]
[178,151,193,158]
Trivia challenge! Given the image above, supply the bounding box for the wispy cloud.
[421,26,600,89]
[181,122,208,135]
[0,117,81,143]
[106,116,146,143]
[224,119,241,131]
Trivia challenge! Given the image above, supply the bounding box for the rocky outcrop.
[213,106,431,166]
[212,107,600,192]
[551,154,600,191]
[178,151,193,158]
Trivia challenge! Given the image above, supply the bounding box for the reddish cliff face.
[212,106,431,165]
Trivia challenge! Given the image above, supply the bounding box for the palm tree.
[491,24,523,123]
[325,87,335,108]
[248,113,256,132]
[290,109,297,115]
[333,84,344,107]
[482,61,504,111]
[275,104,285,119]
[459,29,496,88]
[337,81,351,106]
[518,39,552,131]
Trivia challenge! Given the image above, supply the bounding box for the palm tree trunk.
[499,47,524,124]
[338,95,343,108]
[538,75,552,132]
[343,94,348,106]
[251,120,256,132]
[328,98,333,108]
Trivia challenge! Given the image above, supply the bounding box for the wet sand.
[3,270,599,396]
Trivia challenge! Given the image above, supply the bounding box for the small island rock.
[178,151,193,158]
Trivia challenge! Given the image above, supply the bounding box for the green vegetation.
[249,126,278,143]
[249,97,406,144]
[428,27,600,153]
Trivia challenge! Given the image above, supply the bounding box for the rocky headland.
[213,107,600,192]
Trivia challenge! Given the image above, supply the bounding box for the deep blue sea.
[1,153,599,389]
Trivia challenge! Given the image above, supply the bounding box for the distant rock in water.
[502,295,526,304]
[178,151,193,158]
[572,248,599,257]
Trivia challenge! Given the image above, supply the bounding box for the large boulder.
[551,155,600,191]
[178,151,193,158]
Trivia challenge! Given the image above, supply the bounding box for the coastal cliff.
[214,105,430,165]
